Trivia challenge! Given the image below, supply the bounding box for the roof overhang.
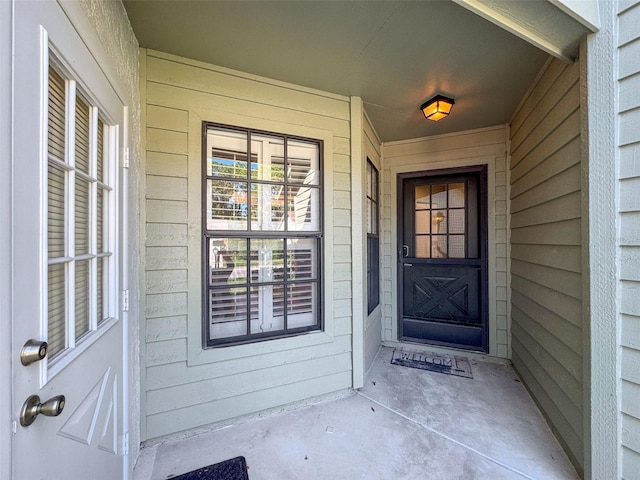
[455,0,598,62]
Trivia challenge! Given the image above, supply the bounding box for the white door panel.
[12,1,126,478]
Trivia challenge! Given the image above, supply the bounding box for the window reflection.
[414,182,466,259]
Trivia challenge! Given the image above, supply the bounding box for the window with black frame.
[366,160,380,314]
[203,123,323,346]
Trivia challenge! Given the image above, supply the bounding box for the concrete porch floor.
[133,347,579,480]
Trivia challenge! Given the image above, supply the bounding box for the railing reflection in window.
[208,238,318,340]
[203,121,322,345]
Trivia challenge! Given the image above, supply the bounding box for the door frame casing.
[396,165,489,352]
[383,148,503,358]
[56,2,141,473]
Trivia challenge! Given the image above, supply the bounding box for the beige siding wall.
[618,1,640,476]
[363,111,383,372]
[381,125,510,358]
[140,49,353,441]
[509,58,583,469]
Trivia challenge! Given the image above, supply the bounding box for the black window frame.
[202,122,324,348]
[366,159,380,314]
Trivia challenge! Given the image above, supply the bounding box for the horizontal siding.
[363,112,382,372]
[140,49,353,441]
[618,1,640,475]
[509,57,584,470]
[381,125,509,358]
[146,371,352,439]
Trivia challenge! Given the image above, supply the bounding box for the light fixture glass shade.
[421,95,455,121]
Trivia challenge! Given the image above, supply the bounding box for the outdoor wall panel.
[363,111,383,372]
[140,49,353,441]
[509,57,584,468]
[618,0,640,475]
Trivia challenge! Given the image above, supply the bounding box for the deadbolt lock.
[20,394,65,427]
[20,339,48,366]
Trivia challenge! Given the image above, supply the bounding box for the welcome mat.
[391,348,473,379]
[168,456,249,480]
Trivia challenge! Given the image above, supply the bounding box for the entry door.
[11,2,127,478]
[399,167,488,352]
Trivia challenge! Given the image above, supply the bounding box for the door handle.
[403,263,413,267]
[20,339,48,366]
[20,394,65,427]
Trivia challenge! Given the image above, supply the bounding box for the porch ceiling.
[123,0,582,142]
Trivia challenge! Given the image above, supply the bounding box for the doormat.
[168,456,249,480]
[391,348,473,379]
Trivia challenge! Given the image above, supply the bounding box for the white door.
[11,2,127,478]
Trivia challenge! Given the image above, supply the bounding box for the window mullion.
[283,237,288,332]
[282,137,289,331]
[247,238,252,336]
[65,79,77,348]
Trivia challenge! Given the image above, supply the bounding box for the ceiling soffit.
[123,0,589,142]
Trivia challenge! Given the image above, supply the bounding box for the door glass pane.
[414,185,430,209]
[75,260,90,340]
[48,67,66,161]
[75,96,90,173]
[432,210,447,234]
[431,235,447,258]
[416,235,430,258]
[449,183,465,208]
[48,163,66,258]
[412,181,469,259]
[96,118,104,182]
[430,184,447,209]
[449,235,465,258]
[97,256,105,325]
[449,210,465,234]
[48,263,66,357]
[97,187,104,253]
[75,176,90,255]
[415,211,430,235]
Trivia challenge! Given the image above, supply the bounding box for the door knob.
[20,339,48,366]
[20,394,65,427]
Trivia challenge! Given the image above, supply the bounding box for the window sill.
[187,328,334,367]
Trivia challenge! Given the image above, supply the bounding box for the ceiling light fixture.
[420,95,455,121]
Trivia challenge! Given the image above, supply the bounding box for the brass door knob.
[20,394,65,427]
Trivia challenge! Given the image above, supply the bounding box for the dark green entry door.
[399,166,488,352]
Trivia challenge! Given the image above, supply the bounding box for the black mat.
[391,348,473,379]
[168,456,249,480]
